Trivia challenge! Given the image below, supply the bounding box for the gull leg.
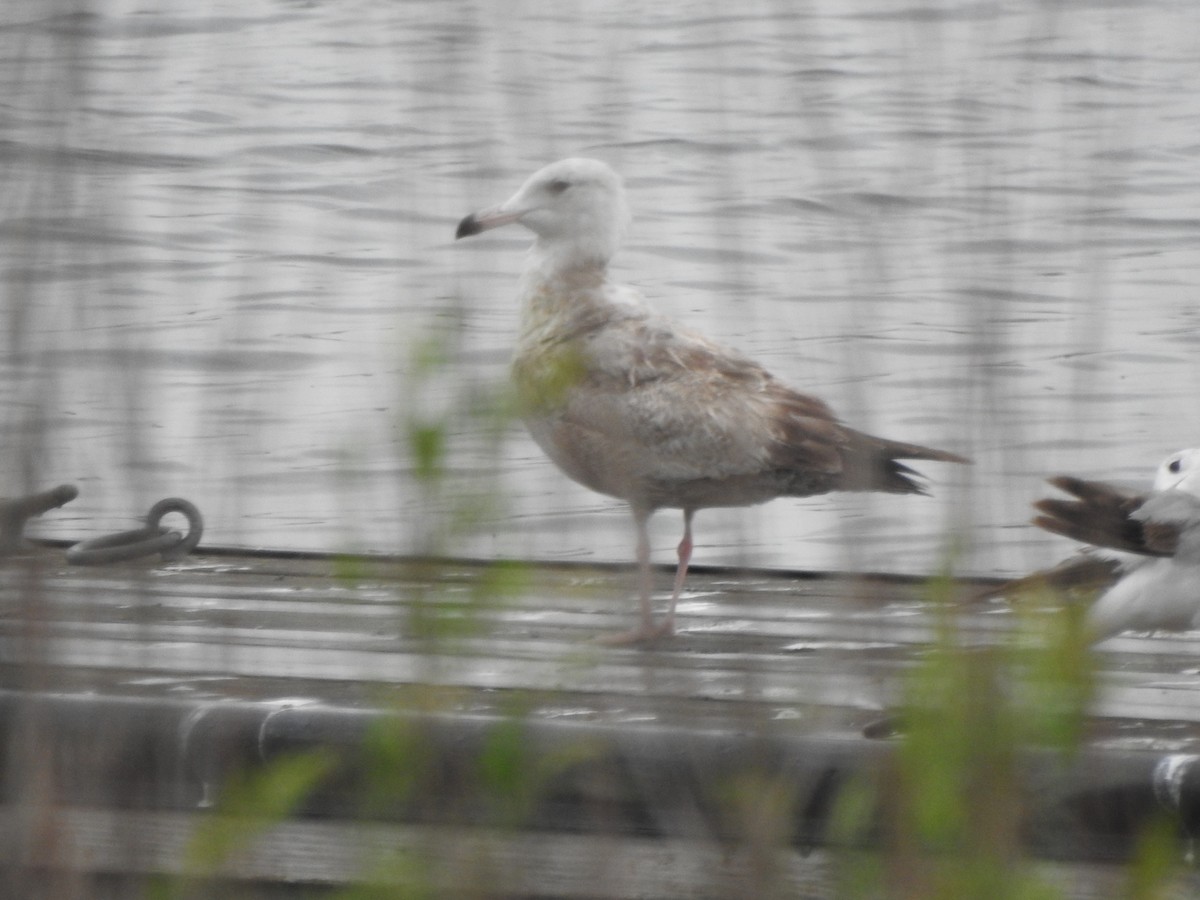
[634,508,656,634]
[596,507,672,645]
[663,509,694,635]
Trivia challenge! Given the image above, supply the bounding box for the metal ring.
[146,497,203,561]
[66,497,204,566]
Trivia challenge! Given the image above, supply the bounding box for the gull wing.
[1032,475,1176,557]
[978,553,1123,602]
[562,315,847,484]
[1132,490,1200,559]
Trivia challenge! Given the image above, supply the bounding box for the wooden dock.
[3,548,1200,897]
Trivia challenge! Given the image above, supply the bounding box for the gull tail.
[840,430,970,495]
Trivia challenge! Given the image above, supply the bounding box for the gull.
[456,158,968,642]
[1017,448,1200,641]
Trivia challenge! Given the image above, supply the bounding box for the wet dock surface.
[6,549,1200,739]
[4,549,1200,897]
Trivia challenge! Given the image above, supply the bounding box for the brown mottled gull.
[457,158,968,642]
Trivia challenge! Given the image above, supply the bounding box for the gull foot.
[594,617,677,646]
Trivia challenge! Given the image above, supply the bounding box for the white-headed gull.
[1025,448,1200,640]
[456,158,968,642]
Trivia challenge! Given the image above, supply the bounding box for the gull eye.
[547,179,571,195]
[1169,458,1182,473]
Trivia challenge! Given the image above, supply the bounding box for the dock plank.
[6,552,1200,732]
[5,549,1200,896]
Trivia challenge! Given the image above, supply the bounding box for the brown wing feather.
[976,553,1123,601]
[767,389,848,476]
[1141,519,1183,556]
[761,385,969,495]
[543,310,968,505]
[1032,476,1177,557]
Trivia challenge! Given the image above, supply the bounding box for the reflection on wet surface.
[2,550,1198,751]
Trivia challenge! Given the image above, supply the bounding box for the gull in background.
[1019,448,1200,641]
[456,158,968,643]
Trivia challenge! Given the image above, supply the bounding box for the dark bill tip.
[455,213,484,239]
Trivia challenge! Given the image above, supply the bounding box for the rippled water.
[2,0,1199,578]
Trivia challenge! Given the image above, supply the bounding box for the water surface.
[2,0,1199,579]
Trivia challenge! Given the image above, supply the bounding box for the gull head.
[1153,448,1200,494]
[456,158,632,270]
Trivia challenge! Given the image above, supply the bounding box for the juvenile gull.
[1023,448,1200,641]
[457,158,968,642]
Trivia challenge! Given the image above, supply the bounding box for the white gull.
[1025,448,1200,640]
[456,158,968,643]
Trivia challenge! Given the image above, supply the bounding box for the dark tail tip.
[455,213,483,239]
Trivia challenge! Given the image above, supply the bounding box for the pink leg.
[634,509,656,635]
[596,508,673,645]
[664,509,694,634]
